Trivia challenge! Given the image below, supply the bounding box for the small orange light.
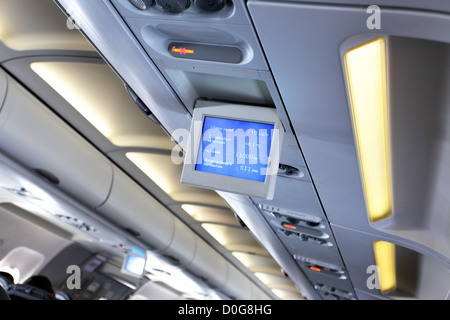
[283,223,297,230]
[309,266,321,272]
[171,46,194,55]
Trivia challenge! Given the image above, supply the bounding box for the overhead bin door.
[0,70,113,208]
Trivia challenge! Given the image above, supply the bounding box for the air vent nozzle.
[156,0,190,13]
[194,0,226,12]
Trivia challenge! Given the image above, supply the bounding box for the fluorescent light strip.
[344,38,391,223]
[373,240,396,293]
[126,152,173,194]
[201,223,228,246]
[31,62,111,137]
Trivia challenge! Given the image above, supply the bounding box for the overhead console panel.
[109,0,283,115]
[247,0,450,299]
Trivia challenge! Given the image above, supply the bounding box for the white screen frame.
[181,100,284,200]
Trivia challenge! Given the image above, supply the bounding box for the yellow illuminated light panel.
[344,38,391,223]
[373,241,396,293]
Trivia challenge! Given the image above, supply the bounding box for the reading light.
[373,240,396,293]
[344,38,391,223]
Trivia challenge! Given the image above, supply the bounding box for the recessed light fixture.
[373,240,396,293]
[344,38,391,223]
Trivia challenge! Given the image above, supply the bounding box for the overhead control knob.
[194,0,227,12]
[156,0,190,13]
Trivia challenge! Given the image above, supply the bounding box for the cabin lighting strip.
[344,38,391,223]
[31,62,111,137]
[373,240,396,293]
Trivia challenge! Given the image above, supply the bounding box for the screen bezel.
[181,101,284,200]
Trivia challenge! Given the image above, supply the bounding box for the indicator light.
[282,223,296,230]
[171,46,194,55]
[168,42,243,63]
[309,266,322,272]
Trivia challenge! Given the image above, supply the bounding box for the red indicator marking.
[283,223,297,230]
[172,46,194,55]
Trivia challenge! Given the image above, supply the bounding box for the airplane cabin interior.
[0,0,448,302]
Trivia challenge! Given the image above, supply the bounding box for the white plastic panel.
[96,167,174,251]
[160,218,196,267]
[185,237,228,291]
[0,71,113,208]
[222,264,253,299]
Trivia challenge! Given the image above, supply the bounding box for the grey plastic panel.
[136,20,267,70]
[0,70,6,111]
[218,191,321,300]
[113,0,249,23]
[252,177,356,297]
[255,0,450,14]
[223,265,253,299]
[111,0,268,70]
[165,69,274,111]
[110,0,272,115]
[248,0,450,299]
[0,71,114,209]
[247,1,450,258]
[96,166,175,251]
[252,178,324,218]
[333,224,450,299]
[185,236,229,291]
[160,218,197,267]
[278,132,307,173]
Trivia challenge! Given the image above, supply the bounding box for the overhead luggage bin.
[0,71,113,209]
[96,166,175,252]
[184,236,228,292]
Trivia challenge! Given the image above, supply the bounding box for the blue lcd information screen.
[195,116,274,182]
